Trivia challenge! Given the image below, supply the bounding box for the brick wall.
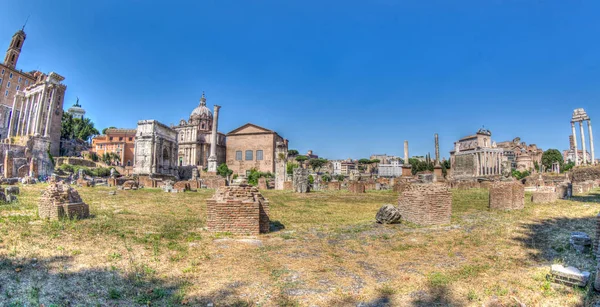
[397,184,452,226]
[531,190,557,203]
[38,183,89,220]
[202,177,227,189]
[327,181,341,191]
[283,181,293,190]
[489,181,524,210]
[173,181,191,192]
[348,182,365,193]
[206,185,270,235]
[555,183,572,199]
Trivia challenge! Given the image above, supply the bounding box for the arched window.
[10,54,15,61]
[127,160,131,166]
[15,40,20,48]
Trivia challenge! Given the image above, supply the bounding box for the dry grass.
[0,185,599,306]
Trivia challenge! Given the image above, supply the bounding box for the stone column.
[25,93,36,135]
[572,122,579,165]
[44,86,57,137]
[7,93,21,138]
[14,96,23,136]
[404,140,409,164]
[580,121,587,165]
[34,87,48,135]
[588,120,595,165]
[207,105,221,172]
[434,133,440,165]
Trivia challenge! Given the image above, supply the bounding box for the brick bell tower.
[4,27,26,69]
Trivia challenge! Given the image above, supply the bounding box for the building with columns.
[173,93,226,169]
[449,128,505,180]
[570,108,595,165]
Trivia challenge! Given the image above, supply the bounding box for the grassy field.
[1,184,600,306]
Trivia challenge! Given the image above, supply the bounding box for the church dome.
[190,92,212,119]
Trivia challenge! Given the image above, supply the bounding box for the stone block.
[570,232,592,253]
[258,177,268,190]
[327,181,341,191]
[549,264,589,287]
[397,184,452,226]
[375,204,401,224]
[173,181,190,192]
[283,181,293,191]
[489,181,524,210]
[292,168,309,193]
[5,186,19,195]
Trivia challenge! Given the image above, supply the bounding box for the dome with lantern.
[190,92,213,120]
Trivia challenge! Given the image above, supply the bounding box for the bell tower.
[3,28,26,69]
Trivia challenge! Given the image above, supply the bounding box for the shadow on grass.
[570,192,600,203]
[269,220,285,232]
[0,254,256,306]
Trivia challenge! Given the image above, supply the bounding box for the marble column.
[588,120,595,164]
[572,122,579,165]
[580,121,587,165]
[34,87,47,135]
[25,93,36,135]
[434,133,440,165]
[207,105,221,172]
[44,87,56,137]
[7,93,20,138]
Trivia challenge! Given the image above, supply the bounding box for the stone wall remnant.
[292,168,309,193]
[397,184,452,226]
[531,190,558,204]
[348,182,366,193]
[489,181,524,210]
[38,182,89,220]
[206,185,270,235]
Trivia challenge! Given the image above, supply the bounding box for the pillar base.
[433,165,443,181]
[207,156,218,173]
[401,165,412,177]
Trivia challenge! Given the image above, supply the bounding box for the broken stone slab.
[375,204,401,224]
[549,264,590,287]
[5,186,19,195]
[5,194,17,203]
[569,232,592,253]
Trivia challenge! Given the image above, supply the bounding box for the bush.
[59,164,74,173]
[511,170,530,180]
[322,174,331,182]
[247,169,272,186]
[308,175,314,184]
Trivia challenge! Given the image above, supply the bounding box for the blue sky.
[1,1,599,160]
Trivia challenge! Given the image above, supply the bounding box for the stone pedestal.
[433,166,443,181]
[401,165,412,177]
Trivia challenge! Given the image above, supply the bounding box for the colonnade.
[7,83,58,139]
[571,119,595,165]
[474,149,504,176]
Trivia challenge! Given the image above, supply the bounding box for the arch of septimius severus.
[571,108,595,165]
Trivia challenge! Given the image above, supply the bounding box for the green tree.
[308,158,328,172]
[216,163,233,178]
[563,161,575,173]
[358,158,371,165]
[102,126,117,135]
[334,174,345,181]
[321,173,331,182]
[288,149,299,157]
[541,149,564,171]
[61,113,100,141]
[295,155,308,164]
[286,162,299,175]
[370,159,380,164]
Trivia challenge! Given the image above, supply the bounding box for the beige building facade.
[449,128,505,180]
[226,123,288,176]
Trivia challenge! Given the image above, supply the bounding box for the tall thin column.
[588,120,595,165]
[34,87,47,135]
[207,105,221,172]
[404,140,409,164]
[14,97,23,136]
[572,122,579,165]
[7,93,20,138]
[434,133,440,165]
[44,87,56,136]
[25,93,36,135]
[580,121,587,165]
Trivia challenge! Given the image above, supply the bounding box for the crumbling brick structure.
[202,177,227,189]
[531,190,558,204]
[555,182,572,199]
[393,182,409,193]
[489,181,524,210]
[327,181,341,191]
[348,182,366,193]
[258,177,268,190]
[39,183,89,220]
[173,181,191,192]
[206,185,270,235]
[397,184,452,226]
[283,181,293,190]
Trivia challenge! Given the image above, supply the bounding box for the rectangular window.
[1,69,4,75]
[0,78,2,85]
[25,80,28,85]
[4,91,7,97]
[256,150,263,161]
[15,85,19,91]
[119,137,123,141]
[6,82,10,88]
[18,77,21,83]
[109,137,113,141]
[128,137,133,141]
[245,150,253,161]
[235,151,242,161]
[9,73,12,79]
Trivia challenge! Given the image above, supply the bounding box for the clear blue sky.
[1,1,599,160]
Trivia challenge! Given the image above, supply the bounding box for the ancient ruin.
[38,182,89,220]
[570,108,594,165]
[292,168,309,193]
[375,204,401,224]
[397,184,452,226]
[133,120,178,178]
[489,181,524,210]
[206,185,270,235]
[348,182,366,193]
[450,128,504,180]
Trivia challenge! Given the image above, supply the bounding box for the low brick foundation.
[327,181,341,191]
[397,184,452,226]
[348,182,365,193]
[202,177,227,189]
[555,183,572,199]
[138,175,160,188]
[393,182,409,193]
[173,181,191,192]
[206,185,270,235]
[283,181,293,190]
[531,190,558,203]
[489,181,524,210]
[39,183,89,220]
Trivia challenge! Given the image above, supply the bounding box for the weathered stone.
[531,190,558,204]
[5,194,16,203]
[570,232,592,253]
[5,186,19,195]
[38,182,89,220]
[348,182,366,193]
[206,185,270,235]
[258,177,268,190]
[375,204,401,224]
[108,190,116,196]
[550,264,589,287]
[293,168,310,193]
[123,180,138,190]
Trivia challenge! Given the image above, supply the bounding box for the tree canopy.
[217,163,233,178]
[288,149,299,157]
[102,126,116,135]
[358,158,372,165]
[541,149,564,170]
[308,158,328,172]
[295,155,308,163]
[61,113,100,141]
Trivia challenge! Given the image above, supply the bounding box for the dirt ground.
[1,184,599,306]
